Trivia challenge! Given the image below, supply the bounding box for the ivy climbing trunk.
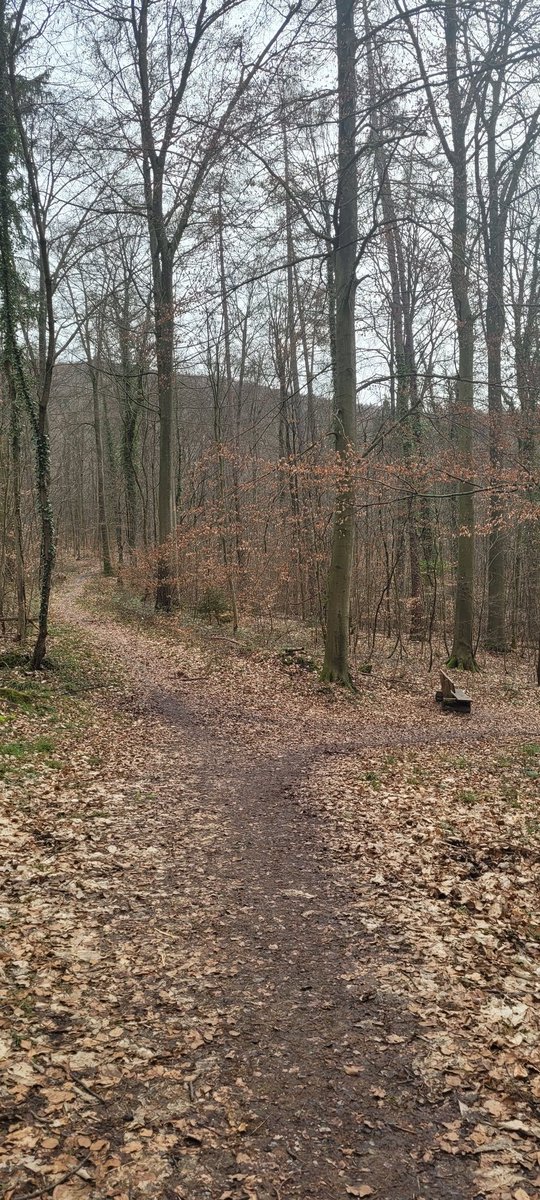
[0,0,55,669]
[7,0,55,670]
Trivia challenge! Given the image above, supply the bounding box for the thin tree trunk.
[91,367,113,576]
[155,253,176,610]
[217,178,245,578]
[485,232,506,650]
[7,361,26,642]
[364,2,423,640]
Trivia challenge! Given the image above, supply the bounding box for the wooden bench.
[435,669,471,713]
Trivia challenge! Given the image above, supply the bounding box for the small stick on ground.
[12,1153,92,1200]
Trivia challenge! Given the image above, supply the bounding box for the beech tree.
[396,0,479,670]
[321,0,357,685]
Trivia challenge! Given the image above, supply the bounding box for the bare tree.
[321,0,358,685]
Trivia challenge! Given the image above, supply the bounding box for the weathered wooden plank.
[442,695,471,713]
[435,670,471,712]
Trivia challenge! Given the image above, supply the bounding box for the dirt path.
[22,574,508,1200]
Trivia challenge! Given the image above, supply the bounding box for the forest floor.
[1,570,540,1200]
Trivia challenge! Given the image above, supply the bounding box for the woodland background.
[1,0,540,677]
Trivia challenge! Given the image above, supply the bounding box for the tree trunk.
[8,54,55,669]
[363,3,424,640]
[485,236,506,650]
[154,253,176,610]
[446,0,476,671]
[513,223,540,663]
[7,359,26,643]
[92,368,113,576]
[103,394,124,566]
[0,7,55,670]
[484,164,507,648]
[321,0,357,685]
[31,388,55,670]
[217,177,245,580]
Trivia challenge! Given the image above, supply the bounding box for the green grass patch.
[0,735,55,758]
[0,625,113,713]
[88,582,155,629]
[0,624,118,787]
[45,625,116,696]
[522,742,540,758]
[0,734,57,779]
[0,650,30,670]
[457,788,479,806]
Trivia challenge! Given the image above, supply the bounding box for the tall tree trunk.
[7,360,26,643]
[154,253,176,610]
[217,177,245,575]
[29,315,54,671]
[321,0,357,685]
[363,2,423,640]
[513,222,540,662]
[485,229,506,649]
[103,394,124,566]
[0,5,55,669]
[446,0,476,671]
[91,367,113,576]
[115,289,139,555]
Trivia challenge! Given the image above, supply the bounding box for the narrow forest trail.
[51,571,539,1200]
[4,573,539,1200]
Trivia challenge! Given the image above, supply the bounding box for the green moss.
[0,682,51,712]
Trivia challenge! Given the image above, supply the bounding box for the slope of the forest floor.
[0,568,539,1200]
[83,567,539,724]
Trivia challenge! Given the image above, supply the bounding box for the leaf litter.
[0,571,539,1199]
